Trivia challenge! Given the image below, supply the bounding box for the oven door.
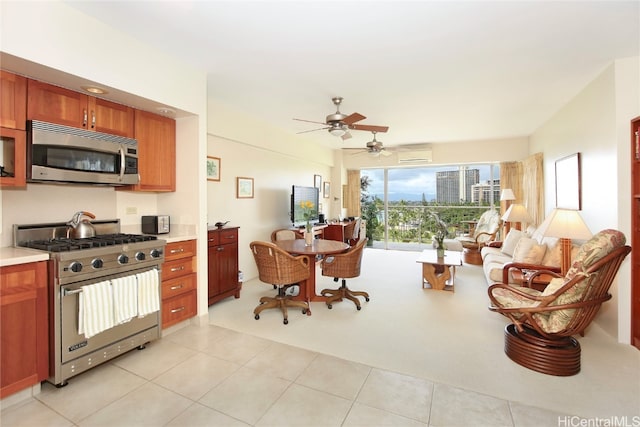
[59,267,160,364]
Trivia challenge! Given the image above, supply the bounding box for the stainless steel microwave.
[27,120,139,186]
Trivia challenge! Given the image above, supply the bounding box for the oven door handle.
[64,288,83,296]
[119,145,126,182]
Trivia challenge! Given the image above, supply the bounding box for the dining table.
[273,238,350,303]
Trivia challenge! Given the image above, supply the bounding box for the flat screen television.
[290,185,319,226]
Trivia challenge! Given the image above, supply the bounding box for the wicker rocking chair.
[249,241,311,324]
[320,238,369,310]
[488,229,631,376]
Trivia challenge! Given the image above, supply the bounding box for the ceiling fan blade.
[343,112,366,125]
[296,126,329,134]
[341,131,352,141]
[348,124,389,133]
[293,118,328,126]
[380,149,393,157]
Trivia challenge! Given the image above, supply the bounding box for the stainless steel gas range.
[13,219,166,387]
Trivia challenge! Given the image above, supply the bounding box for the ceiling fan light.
[328,125,346,137]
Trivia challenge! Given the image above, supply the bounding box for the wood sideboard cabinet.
[161,239,197,329]
[0,261,49,398]
[207,227,241,305]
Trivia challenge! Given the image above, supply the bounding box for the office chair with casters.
[488,229,631,376]
[249,241,311,324]
[320,238,369,310]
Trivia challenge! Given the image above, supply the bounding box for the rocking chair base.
[504,324,581,376]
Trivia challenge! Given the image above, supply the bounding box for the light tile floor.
[1,324,572,427]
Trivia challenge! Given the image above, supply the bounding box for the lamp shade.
[538,208,592,240]
[501,204,533,223]
[328,125,346,137]
[500,188,516,201]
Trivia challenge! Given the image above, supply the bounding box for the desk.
[274,239,349,302]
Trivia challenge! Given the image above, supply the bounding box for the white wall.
[207,99,334,280]
[530,57,639,341]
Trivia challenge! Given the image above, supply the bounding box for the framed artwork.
[206,156,220,181]
[314,174,322,189]
[555,153,581,210]
[323,181,330,198]
[236,177,254,198]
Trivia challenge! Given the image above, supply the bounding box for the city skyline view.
[362,164,499,203]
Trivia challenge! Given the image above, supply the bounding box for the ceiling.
[64,1,639,150]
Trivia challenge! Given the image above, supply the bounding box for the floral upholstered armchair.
[487,229,631,376]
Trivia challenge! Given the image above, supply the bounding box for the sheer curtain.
[500,152,544,226]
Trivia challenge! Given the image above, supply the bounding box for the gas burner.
[21,233,158,252]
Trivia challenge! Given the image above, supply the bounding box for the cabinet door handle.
[170,248,184,254]
[635,130,639,160]
[170,306,186,313]
[91,110,96,129]
[170,266,185,272]
[83,109,88,127]
[208,238,215,242]
[170,284,184,290]
[217,247,224,251]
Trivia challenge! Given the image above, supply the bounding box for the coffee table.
[416,249,463,291]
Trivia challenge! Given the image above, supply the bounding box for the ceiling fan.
[349,132,393,157]
[293,97,389,140]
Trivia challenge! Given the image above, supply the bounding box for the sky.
[361,164,499,202]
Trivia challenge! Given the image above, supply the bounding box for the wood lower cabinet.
[0,261,49,398]
[208,227,241,305]
[161,240,197,329]
[26,79,134,137]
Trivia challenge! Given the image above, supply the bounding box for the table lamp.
[501,204,533,231]
[538,208,592,275]
[500,189,516,234]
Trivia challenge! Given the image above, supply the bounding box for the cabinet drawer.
[219,229,238,244]
[162,290,196,329]
[207,231,219,246]
[162,257,195,281]
[162,273,196,299]
[165,240,196,261]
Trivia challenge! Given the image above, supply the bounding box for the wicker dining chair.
[487,229,631,376]
[320,237,369,310]
[249,241,310,324]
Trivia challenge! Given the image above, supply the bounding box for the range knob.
[117,254,129,264]
[150,249,162,258]
[135,251,146,261]
[69,261,83,273]
[91,258,104,269]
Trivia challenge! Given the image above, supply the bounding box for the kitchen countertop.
[0,247,50,268]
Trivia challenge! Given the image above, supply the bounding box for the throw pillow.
[501,229,524,256]
[512,237,547,264]
[541,242,562,267]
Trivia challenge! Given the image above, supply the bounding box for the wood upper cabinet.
[27,79,134,138]
[121,109,176,192]
[1,261,49,398]
[1,71,27,130]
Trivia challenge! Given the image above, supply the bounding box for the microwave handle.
[119,146,126,181]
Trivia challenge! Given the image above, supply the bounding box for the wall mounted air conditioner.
[397,148,433,163]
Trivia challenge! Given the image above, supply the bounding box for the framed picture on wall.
[206,156,220,181]
[236,177,254,198]
[323,181,330,198]
[314,174,322,189]
[555,153,581,210]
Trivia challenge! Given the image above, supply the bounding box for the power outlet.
[125,206,137,215]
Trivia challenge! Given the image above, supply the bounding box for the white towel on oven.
[78,280,114,339]
[111,275,138,324]
[137,270,160,318]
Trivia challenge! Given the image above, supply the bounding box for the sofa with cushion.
[480,224,580,285]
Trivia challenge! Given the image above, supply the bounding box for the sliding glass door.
[361,164,500,250]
